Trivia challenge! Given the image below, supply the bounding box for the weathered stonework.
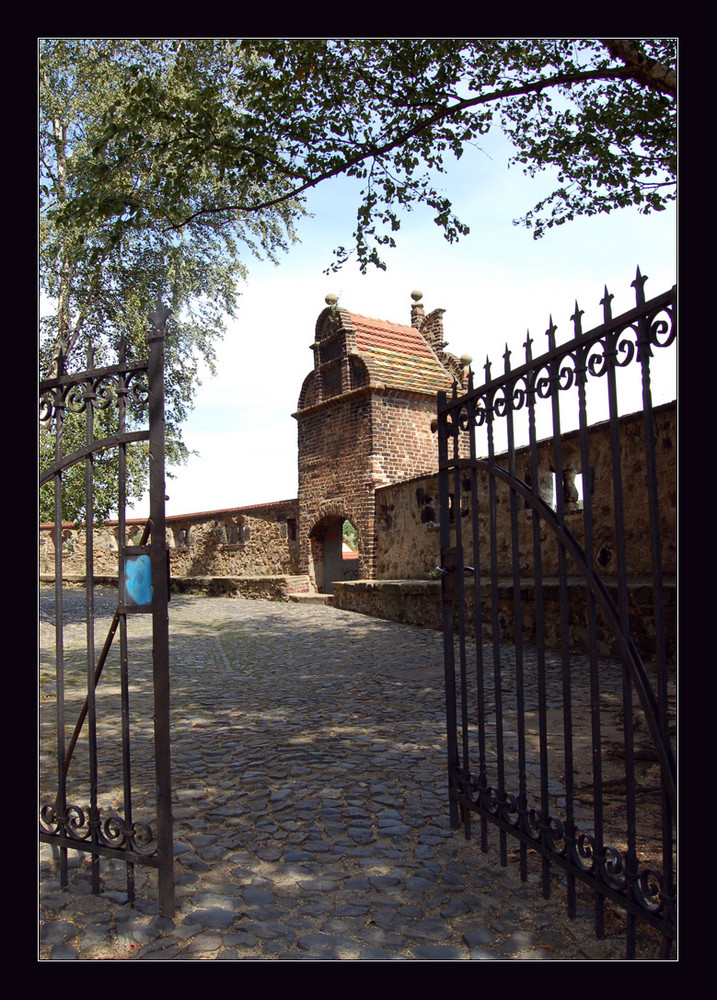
[333,400,676,666]
[373,401,676,582]
[332,577,676,667]
[39,499,300,583]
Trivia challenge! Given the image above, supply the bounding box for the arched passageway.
[309,516,359,594]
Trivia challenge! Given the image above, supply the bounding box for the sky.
[132,130,677,519]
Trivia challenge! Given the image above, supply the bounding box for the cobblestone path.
[39,589,668,960]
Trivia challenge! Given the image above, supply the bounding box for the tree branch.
[165,62,654,230]
[599,39,676,96]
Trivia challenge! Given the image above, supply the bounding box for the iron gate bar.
[437,414,461,836]
[437,285,676,419]
[39,430,151,484]
[437,273,676,957]
[572,308,607,938]
[52,352,68,889]
[485,355,509,870]
[451,391,471,843]
[117,336,134,903]
[40,357,150,391]
[552,443,571,887]
[511,354,534,882]
[504,346,529,885]
[147,304,175,919]
[83,344,100,894]
[437,529,678,938]
[467,393,489,856]
[544,318,579,919]
[40,358,151,485]
[524,330,552,903]
[602,288,640,953]
[634,277,676,951]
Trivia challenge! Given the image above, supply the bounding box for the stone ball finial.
[411,290,423,302]
[460,354,473,368]
[325,293,339,306]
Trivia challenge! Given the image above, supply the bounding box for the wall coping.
[39,499,299,531]
[334,576,676,593]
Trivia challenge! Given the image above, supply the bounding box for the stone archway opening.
[309,516,360,594]
[341,518,360,582]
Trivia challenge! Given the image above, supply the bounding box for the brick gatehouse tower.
[294,292,466,593]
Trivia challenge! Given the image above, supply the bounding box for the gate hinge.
[439,547,458,599]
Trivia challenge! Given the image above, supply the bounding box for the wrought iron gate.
[39,305,174,918]
[437,271,676,958]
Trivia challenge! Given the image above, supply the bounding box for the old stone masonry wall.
[333,401,677,666]
[374,401,676,581]
[39,499,300,582]
[38,403,676,665]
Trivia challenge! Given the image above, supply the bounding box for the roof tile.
[347,312,453,394]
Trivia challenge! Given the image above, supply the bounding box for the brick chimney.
[410,290,446,352]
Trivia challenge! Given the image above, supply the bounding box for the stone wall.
[332,577,676,667]
[333,401,676,665]
[39,402,675,667]
[40,403,675,595]
[39,499,300,582]
[373,401,676,582]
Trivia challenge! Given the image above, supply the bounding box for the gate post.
[437,390,461,831]
[147,303,175,918]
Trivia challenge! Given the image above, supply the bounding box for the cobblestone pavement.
[39,589,669,961]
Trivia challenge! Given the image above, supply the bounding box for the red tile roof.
[346,312,453,395]
[350,313,436,358]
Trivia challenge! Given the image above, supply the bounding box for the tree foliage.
[40,38,675,519]
[39,39,302,520]
[342,520,358,552]
[67,38,675,264]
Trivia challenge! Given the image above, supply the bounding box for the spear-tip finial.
[632,267,648,306]
[149,301,171,330]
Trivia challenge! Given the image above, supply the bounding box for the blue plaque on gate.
[122,551,153,609]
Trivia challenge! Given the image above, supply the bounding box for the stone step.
[287,593,334,605]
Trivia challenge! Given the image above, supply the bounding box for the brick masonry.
[294,294,465,590]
